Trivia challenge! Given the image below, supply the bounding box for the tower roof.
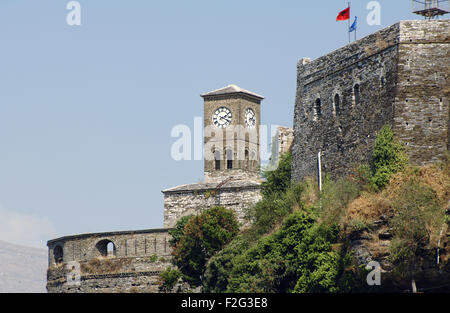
[201,84,264,100]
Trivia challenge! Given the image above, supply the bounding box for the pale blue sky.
[0,1,422,248]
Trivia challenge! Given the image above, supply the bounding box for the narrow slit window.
[354,84,360,105]
[314,98,322,120]
[334,94,341,116]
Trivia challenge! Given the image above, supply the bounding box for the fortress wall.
[292,23,400,181]
[47,258,170,293]
[47,229,172,293]
[292,20,449,182]
[394,20,450,165]
[163,185,262,228]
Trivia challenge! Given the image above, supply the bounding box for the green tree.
[371,124,408,189]
[158,267,181,292]
[261,152,292,198]
[168,215,192,247]
[225,211,353,293]
[171,206,239,287]
[203,235,250,293]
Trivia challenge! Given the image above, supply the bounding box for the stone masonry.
[163,180,262,228]
[47,229,172,293]
[292,20,449,182]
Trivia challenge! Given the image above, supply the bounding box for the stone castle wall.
[292,20,449,182]
[163,182,262,228]
[47,229,172,293]
[394,20,450,163]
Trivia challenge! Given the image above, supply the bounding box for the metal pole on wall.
[318,151,322,192]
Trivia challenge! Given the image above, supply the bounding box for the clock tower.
[201,85,263,183]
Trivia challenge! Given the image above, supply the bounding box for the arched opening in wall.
[54,245,63,264]
[214,150,221,170]
[107,242,115,256]
[353,84,360,105]
[96,239,116,258]
[314,98,322,120]
[334,94,341,116]
[226,149,233,170]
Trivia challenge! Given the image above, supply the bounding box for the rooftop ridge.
[201,84,264,100]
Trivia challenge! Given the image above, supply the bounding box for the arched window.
[354,84,360,105]
[314,98,322,120]
[96,239,116,257]
[107,242,115,256]
[214,150,221,170]
[54,245,63,264]
[226,149,233,170]
[334,94,341,116]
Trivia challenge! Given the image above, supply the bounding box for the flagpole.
[348,2,351,43]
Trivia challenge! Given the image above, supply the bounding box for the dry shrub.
[389,165,449,202]
[346,193,393,221]
[346,163,449,224]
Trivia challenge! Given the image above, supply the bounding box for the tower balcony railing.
[412,0,450,19]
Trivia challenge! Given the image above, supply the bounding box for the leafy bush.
[371,124,408,189]
[168,215,192,247]
[170,206,239,287]
[226,211,318,293]
[261,152,292,198]
[246,183,305,237]
[202,235,251,293]
[207,211,365,293]
[158,267,181,292]
[245,151,307,237]
[319,178,361,226]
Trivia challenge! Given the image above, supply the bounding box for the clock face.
[245,108,256,128]
[213,107,232,128]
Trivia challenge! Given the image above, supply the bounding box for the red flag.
[336,7,350,21]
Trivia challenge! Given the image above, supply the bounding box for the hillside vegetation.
[161,125,450,293]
